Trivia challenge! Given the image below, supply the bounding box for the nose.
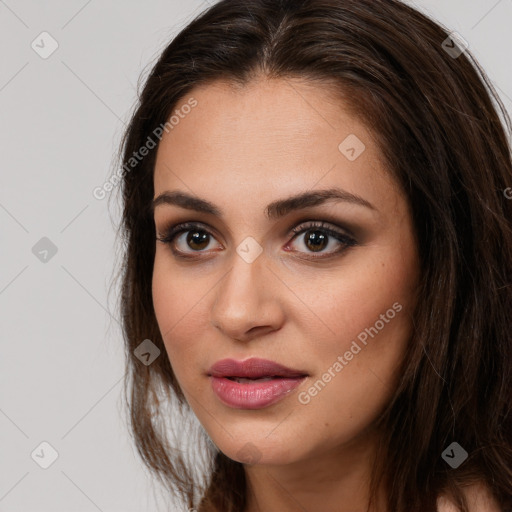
[210,250,285,343]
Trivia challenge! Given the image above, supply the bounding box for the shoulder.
[437,482,502,512]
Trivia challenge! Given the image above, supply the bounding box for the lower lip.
[210,376,306,409]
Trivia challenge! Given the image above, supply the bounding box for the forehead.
[160,76,366,155]
[153,77,400,218]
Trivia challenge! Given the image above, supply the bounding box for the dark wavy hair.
[111,0,512,510]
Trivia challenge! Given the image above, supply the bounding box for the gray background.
[1,1,511,511]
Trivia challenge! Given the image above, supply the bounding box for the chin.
[215,437,298,466]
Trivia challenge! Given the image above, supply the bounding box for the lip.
[208,357,308,379]
[207,358,308,410]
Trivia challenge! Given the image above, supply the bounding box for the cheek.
[299,250,414,347]
[294,302,412,452]
[305,280,412,391]
[152,253,214,370]
[297,251,416,423]
[153,252,201,328]
[297,251,415,379]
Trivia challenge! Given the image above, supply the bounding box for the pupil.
[187,230,209,250]
[184,229,328,252]
[306,230,327,252]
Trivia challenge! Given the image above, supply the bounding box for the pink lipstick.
[208,358,308,409]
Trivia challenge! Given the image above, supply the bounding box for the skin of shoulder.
[437,483,502,512]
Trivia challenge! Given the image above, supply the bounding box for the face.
[151,77,420,467]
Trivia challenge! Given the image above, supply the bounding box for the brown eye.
[184,230,211,251]
[302,229,329,252]
[156,223,220,255]
[288,221,357,258]
[156,220,357,260]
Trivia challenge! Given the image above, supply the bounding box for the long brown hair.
[111,0,512,510]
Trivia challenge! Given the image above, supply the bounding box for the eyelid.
[289,219,353,239]
[156,219,357,259]
[156,220,221,244]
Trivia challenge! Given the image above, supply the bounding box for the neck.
[243,426,388,512]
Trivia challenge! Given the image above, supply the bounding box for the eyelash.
[156,220,357,260]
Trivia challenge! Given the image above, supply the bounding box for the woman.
[114,0,512,510]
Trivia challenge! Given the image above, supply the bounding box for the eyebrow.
[151,187,377,220]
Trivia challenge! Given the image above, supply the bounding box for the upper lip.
[208,357,308,379]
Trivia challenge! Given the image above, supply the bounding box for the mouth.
[207,357,308,380]
[225,376,287,383]
[207,358,308,409]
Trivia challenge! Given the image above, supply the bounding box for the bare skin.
[438,483,502,512]
[150,76,497,511]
